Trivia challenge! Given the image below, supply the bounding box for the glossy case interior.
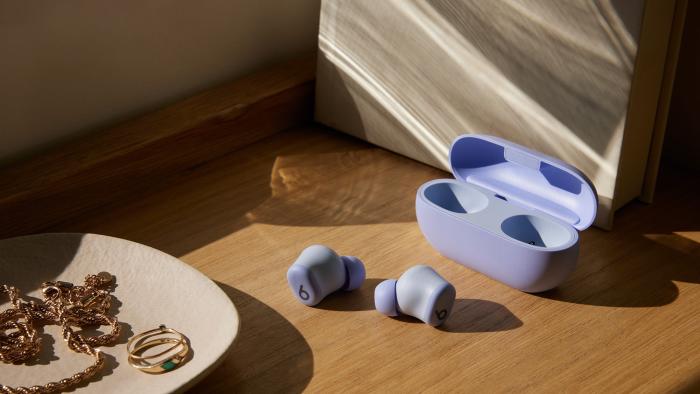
[416,134,597,292]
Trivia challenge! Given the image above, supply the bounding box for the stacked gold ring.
[127,325,189,373]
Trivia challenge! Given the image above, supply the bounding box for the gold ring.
[127,325,189,373]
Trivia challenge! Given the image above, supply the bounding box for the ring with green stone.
[127,325,190,374]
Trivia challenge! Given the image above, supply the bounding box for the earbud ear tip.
[374,279,399,316]
[340,256,365,291]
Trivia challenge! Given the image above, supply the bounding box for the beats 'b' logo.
[435,309,447,320]
[298,285,310,301]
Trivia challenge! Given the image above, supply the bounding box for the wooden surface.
[0,233,239,393]
[0,55,315,239]
[28,124,700,392]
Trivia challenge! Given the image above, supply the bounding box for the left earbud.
[287,244,366,306]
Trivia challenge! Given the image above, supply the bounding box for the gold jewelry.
[0,272,120,394]
[0,285,40,364]
[127,325,189,373]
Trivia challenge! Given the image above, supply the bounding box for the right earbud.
[374,265,455,326]
[287,244,366,306]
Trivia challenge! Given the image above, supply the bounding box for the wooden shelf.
[43,125,700,392]
[0,55,315,238]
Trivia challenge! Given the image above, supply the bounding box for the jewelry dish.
[0,233,239,393]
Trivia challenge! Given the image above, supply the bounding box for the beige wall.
[314,0,648,227]
[0,0,320,163]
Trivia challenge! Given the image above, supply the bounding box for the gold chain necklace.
[0,273,120,393]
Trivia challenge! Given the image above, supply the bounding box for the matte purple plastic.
[374,279,398,316]
[341,256,366,291]
[394,265,456,326]
[449,135,597,230]
[287,264,321,306]
[287,245,365,306]
[415,134,597,293]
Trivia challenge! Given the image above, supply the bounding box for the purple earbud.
[374,279,399,316]
[375,265,455,326]
[287,245,366,306]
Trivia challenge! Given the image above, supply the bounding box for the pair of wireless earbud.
[287,245,455,326]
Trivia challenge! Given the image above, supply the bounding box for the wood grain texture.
[0,54,315,239]
[41,125,700,392]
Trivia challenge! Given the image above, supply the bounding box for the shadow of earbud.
[313,278,386,311]
[438,299,523,333]
[315,281,523,334]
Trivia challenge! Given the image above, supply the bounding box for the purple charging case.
[415,135,598,293]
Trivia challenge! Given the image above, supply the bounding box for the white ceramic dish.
[0,233,239,393]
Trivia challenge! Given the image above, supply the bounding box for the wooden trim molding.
[0,55,316,239]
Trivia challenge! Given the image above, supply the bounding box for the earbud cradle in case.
[415,135,598,293]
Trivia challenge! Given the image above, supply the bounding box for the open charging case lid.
[449,135,598,231]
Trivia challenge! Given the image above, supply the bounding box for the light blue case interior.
[415,134,598,292]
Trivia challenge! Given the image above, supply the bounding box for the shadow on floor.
[389,299,522,333]
[313,278,385,312]
[439,299,523,333]
[189,283,314,394]
[538,164,700,307]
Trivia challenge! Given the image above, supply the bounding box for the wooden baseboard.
[0,55,316,239]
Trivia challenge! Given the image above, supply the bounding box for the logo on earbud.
[435,309,447,320]
[298,285,310,301]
